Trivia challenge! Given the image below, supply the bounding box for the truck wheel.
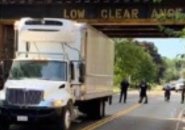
[0,123,9,130]
[91,100,105,119]
[58,106,72,130]
[99,100,105,118]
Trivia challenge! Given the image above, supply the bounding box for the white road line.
[175,108,185,130]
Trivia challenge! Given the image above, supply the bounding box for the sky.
[135,38,185,59]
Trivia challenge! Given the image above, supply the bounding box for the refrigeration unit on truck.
[0,18,114,130]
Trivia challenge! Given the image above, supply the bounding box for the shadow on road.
[10,124,64,130]
[10,115,112,130]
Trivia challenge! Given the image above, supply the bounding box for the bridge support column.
[0,24,4,59]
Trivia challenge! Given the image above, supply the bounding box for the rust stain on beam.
[0,19,15,25]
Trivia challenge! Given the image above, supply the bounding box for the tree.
[162,58,179,82]
[135,41,166,83]
[114,39,157,86]
[175,54,185,79]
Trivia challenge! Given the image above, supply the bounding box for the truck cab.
[0,18,83,130]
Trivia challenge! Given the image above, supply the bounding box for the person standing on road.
[181,81,185,104]
[119,78,130,103]
[163,83,171,102]
[138,80,149,104]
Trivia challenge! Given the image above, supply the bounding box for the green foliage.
[136,41,166,83]
[162,58,179,82]
[152,8,185,37]
[149,0,185,37]
[114,39,158,86]
[158,25,181,37]
[180,28,185,38]
[150,0,185,82]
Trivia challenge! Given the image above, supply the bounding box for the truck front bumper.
[0,105,62,124]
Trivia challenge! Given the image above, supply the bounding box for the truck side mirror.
[70,62,74,81]
[79,63,85,83]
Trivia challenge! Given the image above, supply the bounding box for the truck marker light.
[53,100,64,107]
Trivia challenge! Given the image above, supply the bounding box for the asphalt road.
[9,91,185,130]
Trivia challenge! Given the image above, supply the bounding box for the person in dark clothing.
[119,79,129,103]
[138,80,149,104]
[163,84,171,102]
[181,82,185,104]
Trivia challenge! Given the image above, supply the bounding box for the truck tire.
[78,99,106,119]
[95,100,105,119]
[87,99,105,119]
[0,123,9,130]
[58,106,72,130]
[99,100,105,118]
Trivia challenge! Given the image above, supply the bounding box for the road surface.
[10,91,185,130]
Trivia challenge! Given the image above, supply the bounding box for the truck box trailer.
[0,18,114,130]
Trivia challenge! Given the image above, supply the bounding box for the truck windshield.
[8,60,67,81]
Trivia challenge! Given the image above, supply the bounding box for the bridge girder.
[82,20,185,38]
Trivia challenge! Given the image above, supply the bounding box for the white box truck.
[0,18,114,130]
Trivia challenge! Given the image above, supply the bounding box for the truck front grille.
[6,88,43,106]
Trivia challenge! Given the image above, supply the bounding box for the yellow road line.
[81,104,141,130]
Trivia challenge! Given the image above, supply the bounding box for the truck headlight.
[52,100,64,107]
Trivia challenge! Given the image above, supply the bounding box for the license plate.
[17,116,28,122]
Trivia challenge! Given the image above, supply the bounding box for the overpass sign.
[0,0,185,21]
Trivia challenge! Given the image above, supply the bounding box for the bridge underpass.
[0,19,185,38]
[1,0,185,37]
[0,0,185,59]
